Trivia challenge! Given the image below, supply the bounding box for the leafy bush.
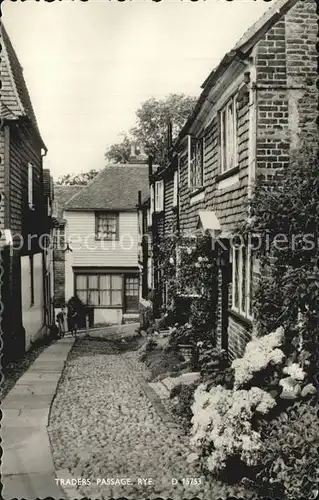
[251,401,319,499]
[170,382,198,430]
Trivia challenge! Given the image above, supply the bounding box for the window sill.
[216,165,239,183]
[190,187,205,205]
[228,308,252,328]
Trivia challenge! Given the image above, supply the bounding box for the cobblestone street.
[48,337,247,499]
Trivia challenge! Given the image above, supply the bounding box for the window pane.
[88,275,98,289]
[97,212,118,239]
[100,290,111,306]
[111,290,122,306]
[100,274,111,289]
[88,290,99,306]
[112,275,122,289]
[77,290,87,304]
[76,275,87,289]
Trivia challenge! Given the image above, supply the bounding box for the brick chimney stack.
[130,143,148,164]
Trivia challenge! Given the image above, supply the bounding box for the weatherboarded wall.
[65,211,139,267]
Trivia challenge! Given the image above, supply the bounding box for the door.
[124,275,139,313]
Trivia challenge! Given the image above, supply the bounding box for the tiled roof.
[65,164,150,211]
[53,186,83,221]
[0,24,46,148]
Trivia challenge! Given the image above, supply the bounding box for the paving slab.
[1,338,74,500]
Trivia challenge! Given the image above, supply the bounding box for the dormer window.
[188,136,204,190]
[28,162,34,209]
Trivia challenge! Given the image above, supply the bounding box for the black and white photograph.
[0,0,318,498]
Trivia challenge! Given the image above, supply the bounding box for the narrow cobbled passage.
[48,338,244,499]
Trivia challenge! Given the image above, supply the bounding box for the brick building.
[148,0,318,359]
[0,25,54,363]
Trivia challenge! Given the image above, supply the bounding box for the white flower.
[283,363,306,381]
[198,256,203,263]
[169,257,174,265]
[186,247,192,255]
[231,329,285,387]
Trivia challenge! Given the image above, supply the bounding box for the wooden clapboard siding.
[65,210,139,267]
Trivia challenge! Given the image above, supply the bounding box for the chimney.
[134,143,148,164]
[129,143,137,163]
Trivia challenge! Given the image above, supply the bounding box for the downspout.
[40,148,50,328]
[247,47,257,208]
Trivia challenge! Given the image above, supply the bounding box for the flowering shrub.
[190,383,276,474]
[231,327,285,388]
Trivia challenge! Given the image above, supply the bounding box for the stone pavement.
[1,338,74,500]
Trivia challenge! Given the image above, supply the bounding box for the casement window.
[95,212,119,240]
[176,245,201,297]
[220,96,238,173]
[75,274,123,306]
[150,185,155,216]
[188,136,204,189]
[147,257,153,289]
[29,254,34,306]
[232,244,253,319]
[28,162,34,208]
[173,170,178,207]
[155,180,164,212]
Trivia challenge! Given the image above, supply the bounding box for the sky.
[3,0,271,180]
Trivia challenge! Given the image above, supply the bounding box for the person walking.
[56,305,66,338]
[67,303,78,338]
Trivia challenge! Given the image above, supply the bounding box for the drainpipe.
[247,48,257,206]
[40,148,50,328]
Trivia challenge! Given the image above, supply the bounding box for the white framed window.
[188,135,204,189]
[232,244,253,319]
[155,179,164,212]
[220,95,238,173]
[28,162,34,208]
[150,185,155,216]
[147,207,152,227]
[173,170,178,207]
[147,257,153,289]
[95,212,119,240]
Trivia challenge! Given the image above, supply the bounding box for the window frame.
[231,244,253,320]
[173,169,178,207]
[75,273,123,307]
[187,135,204,190]
[95,211,119,241]
[154,179,164,212]
[220,95,238,174]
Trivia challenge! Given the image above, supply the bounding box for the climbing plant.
[240,142,319,343]
[155,231,219,344]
